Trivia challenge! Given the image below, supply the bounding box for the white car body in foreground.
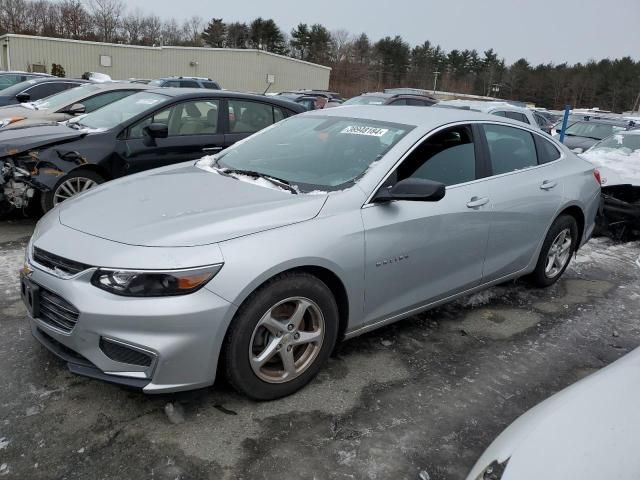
[466,347,640,479]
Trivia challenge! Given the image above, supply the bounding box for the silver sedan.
[21,106,601,399]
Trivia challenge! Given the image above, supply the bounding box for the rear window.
[535,136,561,164]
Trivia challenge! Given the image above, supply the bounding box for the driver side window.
[128,107,172,138]
[392,125,477,187]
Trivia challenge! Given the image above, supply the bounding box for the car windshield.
[565,122,625,140]
[343,96,388,106]
[592,133,640,154]
[72,91,167,130]
[33,84,101,110]
[148,79,164,86]
[210,116,413,192]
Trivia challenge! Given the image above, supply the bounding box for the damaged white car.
[581,130,640,237]
[466,347,640,480]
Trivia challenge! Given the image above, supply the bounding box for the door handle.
[466,196,489,208]
[540,180,557,190]
[202,146,223,152]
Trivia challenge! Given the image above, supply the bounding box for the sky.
[121,0,640,65]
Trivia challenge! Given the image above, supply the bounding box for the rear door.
[361,124,491,325]
[121,98,225,174]
[480,123,565,281]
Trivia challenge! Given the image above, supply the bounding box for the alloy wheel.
[53,177,98,206]
[545,228,572,278]
[249,296,325,384]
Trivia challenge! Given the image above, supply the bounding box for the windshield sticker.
[340,126,389,137]
[136,99,160,105]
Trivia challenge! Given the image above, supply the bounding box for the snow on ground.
[572,237,640,274]
[581,149,640,184]
[0,246,25,298]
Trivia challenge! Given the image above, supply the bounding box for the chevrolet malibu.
[21,107,601,400]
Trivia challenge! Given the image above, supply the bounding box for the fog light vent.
[99,338,153,367]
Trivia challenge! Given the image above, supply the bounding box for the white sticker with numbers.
[340,126,389,137]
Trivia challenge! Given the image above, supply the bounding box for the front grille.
[33,247,90,276]
[99,338,153,367]
[39,287,80,333]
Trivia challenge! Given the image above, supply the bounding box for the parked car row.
[0,88,304,213]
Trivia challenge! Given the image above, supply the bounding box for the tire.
[224,272,339,401]
[40,169,105,213]
[528,214,579,288]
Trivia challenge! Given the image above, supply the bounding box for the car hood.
[0,123,84,156]
[58,162,328,247]
[563,136,598,151]
[466,347,640,480]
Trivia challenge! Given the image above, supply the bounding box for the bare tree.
[0,0,29,33]
[181,15,203,46]
[141,14,161,46]
[58,0,93,39]
[89,0,123,42]
[161,18,182,45]
[330,29,352,63]
[122,8,144,44]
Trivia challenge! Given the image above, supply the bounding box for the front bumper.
[23,264,235,393]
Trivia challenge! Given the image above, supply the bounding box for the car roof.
[143,88,307,111]
[0,71,52,77]
[0,77,90,96]
[157,76,215,81]
[572,118,630,126]
[307,104,531,130]
[440,99,529,113]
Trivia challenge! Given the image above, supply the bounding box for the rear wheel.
[41,169,105,213]
[224,273,339,400]
[528,214,578,287]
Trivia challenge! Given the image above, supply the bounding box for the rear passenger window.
[395,125,476,186]
[535,136,561,164]
[407,99,426,106]
[505,111,530,124]
[390,99,408,105]
[228,100,276,133]
[180,81,199,88]
[492,111,508,117]
[203,81,220,89]
[484,124,538,175]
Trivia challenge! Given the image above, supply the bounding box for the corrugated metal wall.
[0,34,331,92]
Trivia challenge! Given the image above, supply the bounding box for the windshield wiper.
[218,167,298,194]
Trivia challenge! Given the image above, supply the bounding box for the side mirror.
[66,103,86,115]
[16,92,30,102]
[572,147,584,154]
[142,122,168,146]
[373,178,446,203]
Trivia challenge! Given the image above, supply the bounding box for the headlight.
[474,459,509,480]
[91,264,222,297]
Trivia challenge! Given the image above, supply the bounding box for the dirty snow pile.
[581,148,640,184]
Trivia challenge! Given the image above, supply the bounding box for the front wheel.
[528,214,578,287]
[41,169,105,213]
[224,272,339,400]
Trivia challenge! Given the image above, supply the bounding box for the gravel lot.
[1,218,639,480]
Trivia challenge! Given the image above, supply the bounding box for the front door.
[121,99,225,175]
[361,124,491,325]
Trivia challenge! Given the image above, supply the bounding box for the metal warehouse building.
[0,34,331,92]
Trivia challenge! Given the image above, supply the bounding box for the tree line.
[1,0,638,112]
